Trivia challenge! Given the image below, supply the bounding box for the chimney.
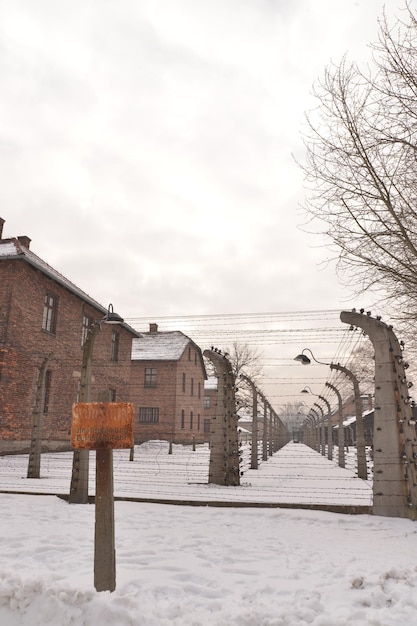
[0,218,4,239]
[17,236,31,249]
[149,323,158,333]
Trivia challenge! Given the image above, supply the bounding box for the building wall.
[203,386,217,440]
[131,342,207,444]
[174,344,206,443]
[0,258,133,454]
[130,359,178,442]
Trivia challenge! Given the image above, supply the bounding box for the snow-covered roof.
[132,331,191,361]
[0,237,139,336]
[1,237,107,311]
[204,377,218,390]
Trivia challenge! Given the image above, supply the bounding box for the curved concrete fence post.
[329,363,367,480]
[240,374,258,470]
[319,395,332,461]
[326,382,345,468]
[341,310,417,519]
[203,349,240,486]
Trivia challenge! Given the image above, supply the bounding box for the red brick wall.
[130,359,178,442]
[0,258,134,454]
[131,341,208,444]
[174,345,206,443]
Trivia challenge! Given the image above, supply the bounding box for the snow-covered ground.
[1,442,416,625]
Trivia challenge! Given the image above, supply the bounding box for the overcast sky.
[0,0,405,319]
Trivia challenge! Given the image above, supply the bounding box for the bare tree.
[300,4,417,322]
[279,401,307,428]
[220,342,263,413]
[345,342,375,396]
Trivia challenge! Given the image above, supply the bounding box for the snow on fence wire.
[0,441,373,508]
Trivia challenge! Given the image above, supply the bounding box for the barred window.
[139,407,159,423]
[204,396,211,409]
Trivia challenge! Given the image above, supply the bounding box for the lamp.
[294,348,329,366]
[103,304,124,325]
[301,385,314,394]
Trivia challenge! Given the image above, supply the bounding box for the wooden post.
[27,352,53,478]
[71,401,134,590]
[94,448,116,592]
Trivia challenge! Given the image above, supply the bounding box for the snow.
[0,442,416,625]
[131,331,190,361]
[0,241,17,256]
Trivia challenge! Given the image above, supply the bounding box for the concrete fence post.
[326,382,345,468]
[330,363,367,480]
[203,349,240,486]
[341,310,417,519]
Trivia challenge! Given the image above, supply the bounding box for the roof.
[0,237,139,337]
[132,331,193,361]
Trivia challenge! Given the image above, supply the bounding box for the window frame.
[110,330,120,362]
[81,315,93,347]
[42,293,58,334]
[139,407,159,423]
[144,367,158,388]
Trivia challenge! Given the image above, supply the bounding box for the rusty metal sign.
[71,402,134,450]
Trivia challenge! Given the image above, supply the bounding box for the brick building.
[0,218,138,454]
[130,324,208,444]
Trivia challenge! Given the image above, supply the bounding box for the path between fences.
[0,442,373,514]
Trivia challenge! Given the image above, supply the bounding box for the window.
[139,407,159,423]
[204,396,211,409]
[204,418,211,433]
[197,414,200,430]
[198,382,201,399]
[190,411,193,430]
[42,293,58,333]
[81,315,92,347]
[188,347,191,361]
[43,370,52,414]
[181,409,185,429]
[182,373,186,392]
[191,378,194,396]
[108,388,116,401]
[144,368,157,388]
[111,330,120,362]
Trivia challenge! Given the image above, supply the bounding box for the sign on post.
[71,402,134,450]
[70,402,134,592]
